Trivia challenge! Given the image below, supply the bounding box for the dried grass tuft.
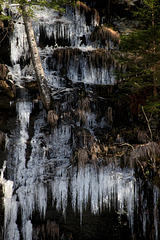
[130,142,160,161]
[76,1,100,25]
[47,110,59,126]
[76,1,91,12]
[91,26,120,44]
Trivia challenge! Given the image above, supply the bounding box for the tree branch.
[142,106,153,141]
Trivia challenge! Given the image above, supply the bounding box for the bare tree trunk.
[22,5,51,111]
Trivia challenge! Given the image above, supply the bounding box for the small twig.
[118,142,134,150]
[0,28,8,44]
[136,158,147,179]
[142,106,153,141]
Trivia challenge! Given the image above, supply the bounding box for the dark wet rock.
[0,78,16,114]
[0,99,17,135]
[0,131,6,151]
[24,80,38,92]
[0,64,16,99]
[0,94,15,111]
[32,220,59,240]
[0,130,9,170]
[0,80,15,99]
[0,21,11,65]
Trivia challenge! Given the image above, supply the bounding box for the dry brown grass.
[47,110,59,126]
[76,1,100,25]
[130,142,160,161]
[76,1,91,12]
[91,26,120,44]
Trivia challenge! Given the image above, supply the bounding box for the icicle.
[51,174,68,217]
[3,182,20,240]
[0,161,6,182]
[24,220,32,240]
[70,164,137,226]
[35,183,47,219]
[10,18,29,65]
[153,186,159,240]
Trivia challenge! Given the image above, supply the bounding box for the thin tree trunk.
[22,5,51,111]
